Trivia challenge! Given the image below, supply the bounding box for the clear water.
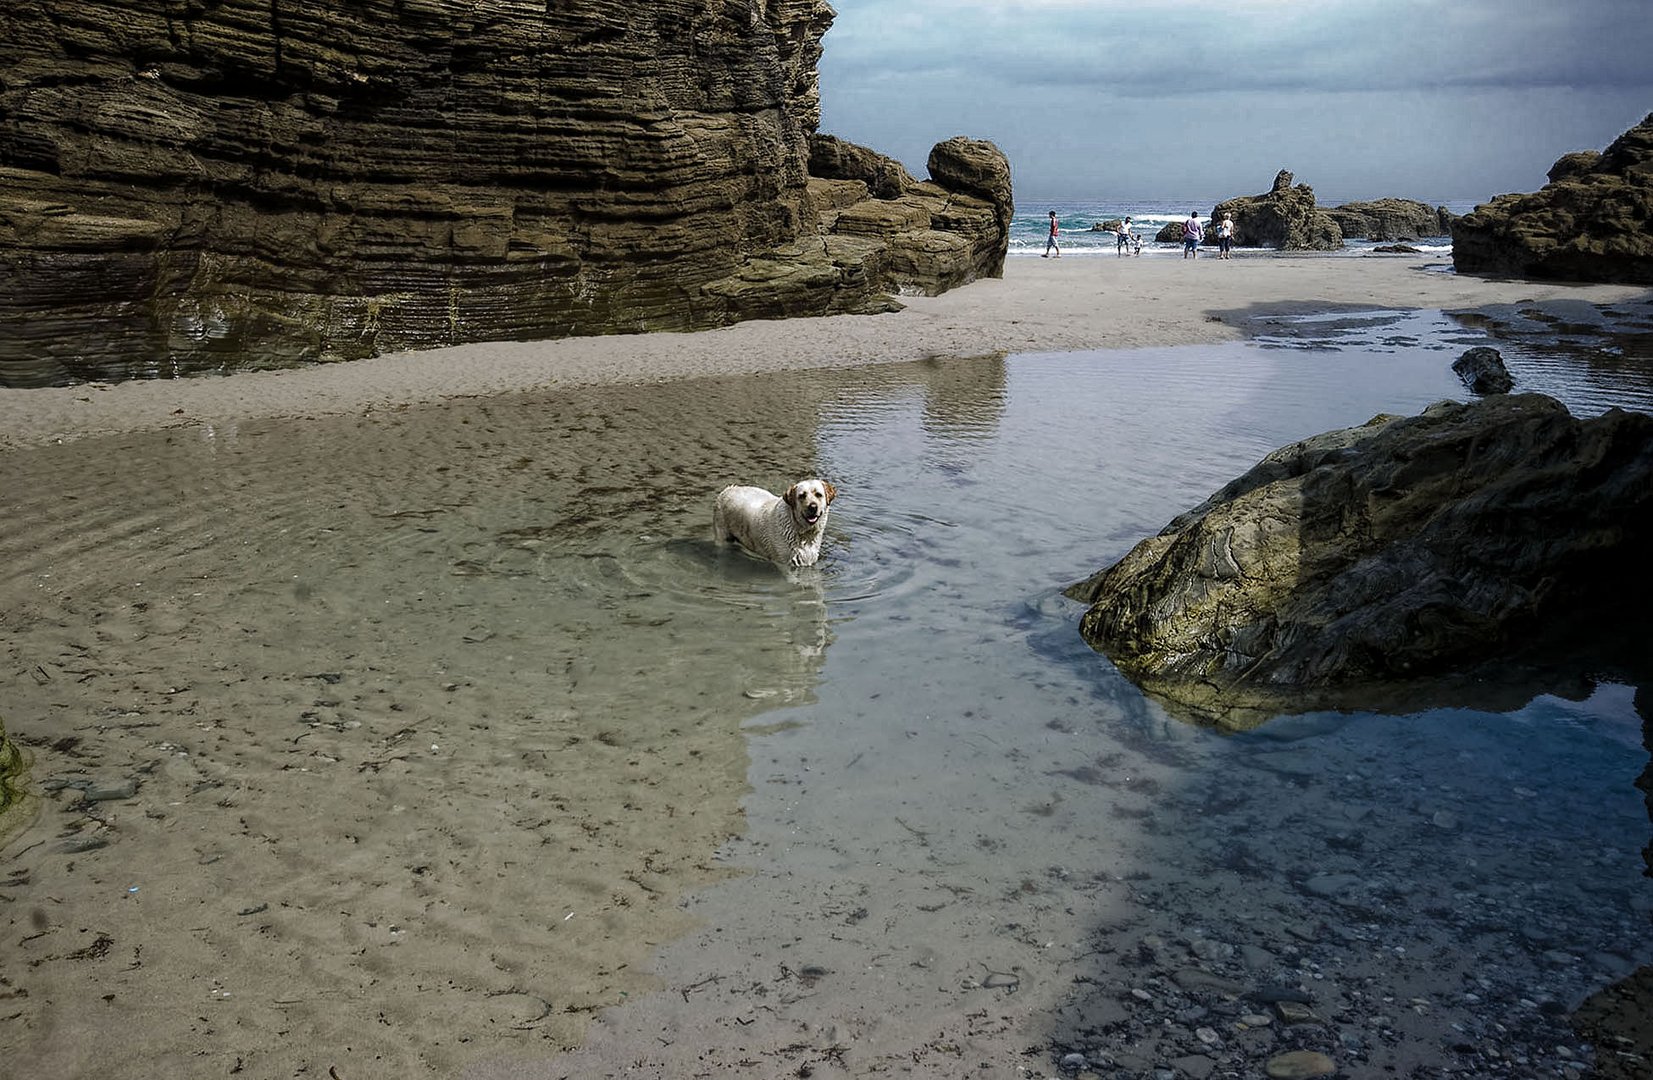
[2,325,1648,1078]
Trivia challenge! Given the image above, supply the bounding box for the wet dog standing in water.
[712,479,837,568]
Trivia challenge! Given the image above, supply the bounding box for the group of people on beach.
[1044,209,1237,259]
[1180,211,1236,259]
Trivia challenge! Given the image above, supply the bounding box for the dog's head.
[783,478,837,529]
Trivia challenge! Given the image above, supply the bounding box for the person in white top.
[1217,213,1235,259]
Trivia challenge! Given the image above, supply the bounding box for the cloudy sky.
[815,0,1653,205]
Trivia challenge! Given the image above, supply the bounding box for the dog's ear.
[782,484,798,507]
[824,481,837,503]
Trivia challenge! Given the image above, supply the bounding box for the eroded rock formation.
[1211,170,1342,251]
[1065,394,1653,728]
[0,1,1011,387]
[1453,112,1653,284]
[1325,198,1455,242]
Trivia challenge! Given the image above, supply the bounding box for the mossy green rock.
[0,1,1010,387]
[1067,394,1653,728]
[1453,112,1653,284]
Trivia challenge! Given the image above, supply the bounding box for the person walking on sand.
[1043,210,1061,258]
[1182,211,1204,259]
[1216,212,1235,260]
[1115,217,1134,256]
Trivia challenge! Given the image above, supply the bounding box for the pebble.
[57,835,109,853]
[1431,810,1458,829]
[1058,1052,1087,1072]
[86,778,139,801]
[1264,1049,1337,1078]
[1195,1026,1221,1046]
[1302,873,1360,898]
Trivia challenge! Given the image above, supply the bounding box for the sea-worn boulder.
[1155,221,1187,243]
[1065,394,1653,727]
[1325,199,1456,242]
[1451,346,1514,394]
[1453,112,1653,284]
[1211,170,1342,251]
[0,0,1010,388]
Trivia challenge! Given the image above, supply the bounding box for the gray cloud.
[817,0,1653,200]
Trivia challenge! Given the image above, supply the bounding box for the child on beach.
[1043,210,1061,257]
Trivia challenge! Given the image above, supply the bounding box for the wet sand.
[1,255,1646,452]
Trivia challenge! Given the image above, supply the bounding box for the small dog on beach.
[712,479,837,568]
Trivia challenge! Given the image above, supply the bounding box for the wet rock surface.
[1451,346,1514,395]
[1067,393,1653,728]
[0,1,1009,387]
[1453,112,1653,284]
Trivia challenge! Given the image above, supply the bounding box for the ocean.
[1010,198,1482,258]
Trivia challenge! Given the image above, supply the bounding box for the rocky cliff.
[0,1,1011,387]
[1453,112,1653,284]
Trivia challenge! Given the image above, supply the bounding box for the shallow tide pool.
[2,310,1649,1079]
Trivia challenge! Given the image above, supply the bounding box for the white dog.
[712,478,838,568]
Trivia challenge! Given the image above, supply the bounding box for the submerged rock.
[1452,112,1653,284]
[1066,394,1653,727]
[1451,346,1514,395]
[0,1,1010,387]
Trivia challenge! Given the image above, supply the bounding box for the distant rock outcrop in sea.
[1065,393,1653,729]
[1453,112,1653,284]
[0,1,1011,388]
[1211,170,1343,251]
[1324,199,1456,242]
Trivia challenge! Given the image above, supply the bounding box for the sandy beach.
[3,254,1651,1080]
[2,254,1646,453]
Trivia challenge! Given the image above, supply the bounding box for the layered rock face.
[1453,112,1653,284]
[0,1,1010,387]
[1066,394,1653,727]
[1211,170,1342,250]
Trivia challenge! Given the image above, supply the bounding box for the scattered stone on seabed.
[1274,1000,1321,1025]
[1301,873,1360,898]
[57,834,109,853]
[85,778,138,801]
[1265,1049,1338,1078]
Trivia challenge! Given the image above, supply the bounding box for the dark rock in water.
[1156,221,1187,243]
[1211,170,1342,251]
[1371,244,1423,255]
[1065,394,1653,727]
[1453,112,1653,284]
[1573,961,1653,1080]
[1325,199,1455,242]
[1451,346,1514,395]
[0,1,1010,388]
